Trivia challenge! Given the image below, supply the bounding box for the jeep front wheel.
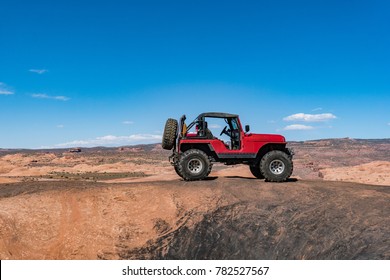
[260,150,293,182]
[178,149,212,181]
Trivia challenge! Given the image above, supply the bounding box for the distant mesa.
[117,147,143,152]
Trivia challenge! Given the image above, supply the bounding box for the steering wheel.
[220,126,228,136]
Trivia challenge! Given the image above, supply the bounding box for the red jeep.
[162,112,293,182]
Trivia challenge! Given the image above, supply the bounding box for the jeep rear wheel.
[162,118,178,150]
[178,149,212,181]
[249,165,265,179]
[260,150,293,182]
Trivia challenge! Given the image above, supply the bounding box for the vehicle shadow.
[225,176,257,180]
[203,176,219,181]
[225,176,299,182]
[179,177,298,182]
[286,178,299,182]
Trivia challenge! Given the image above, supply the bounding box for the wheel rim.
[187,158,203,174]
[269,159,285,175]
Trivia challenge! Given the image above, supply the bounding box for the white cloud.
[32,93,70,101]
[53,134,162,148]
[283,113,336,122]
[29,69,48,74]
[0,90,14,95]
[57,124,64,128]
[283,124,314,131]
[312,107,323,111]
[122,121,134,125]
[388,122,390,126]
[0,82,14,95]
[209,124,221,129]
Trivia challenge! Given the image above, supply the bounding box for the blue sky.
[1,0,389,148]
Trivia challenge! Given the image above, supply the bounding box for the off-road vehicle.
[162,112,293,182]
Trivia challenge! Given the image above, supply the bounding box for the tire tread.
[260,150,293,182]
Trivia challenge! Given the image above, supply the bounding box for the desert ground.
[0,138,389,259]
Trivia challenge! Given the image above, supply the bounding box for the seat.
[205,128,214,139]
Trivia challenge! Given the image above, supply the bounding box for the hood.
[245,133,286,143]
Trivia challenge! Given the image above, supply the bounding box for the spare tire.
[162,118,178,150]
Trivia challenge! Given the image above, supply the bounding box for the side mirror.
[245,125,250,133]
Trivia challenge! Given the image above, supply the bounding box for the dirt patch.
[0,179,389,260]
[41,171,148,181]
[0,146,171,184]
[319,161,390,186]
[0,140,389,259]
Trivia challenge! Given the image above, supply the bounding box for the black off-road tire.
[161,118,178,150]
[174,164,183,178]
[178,149,212,181]
[249,165,265,179]
[260,150,293,182]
